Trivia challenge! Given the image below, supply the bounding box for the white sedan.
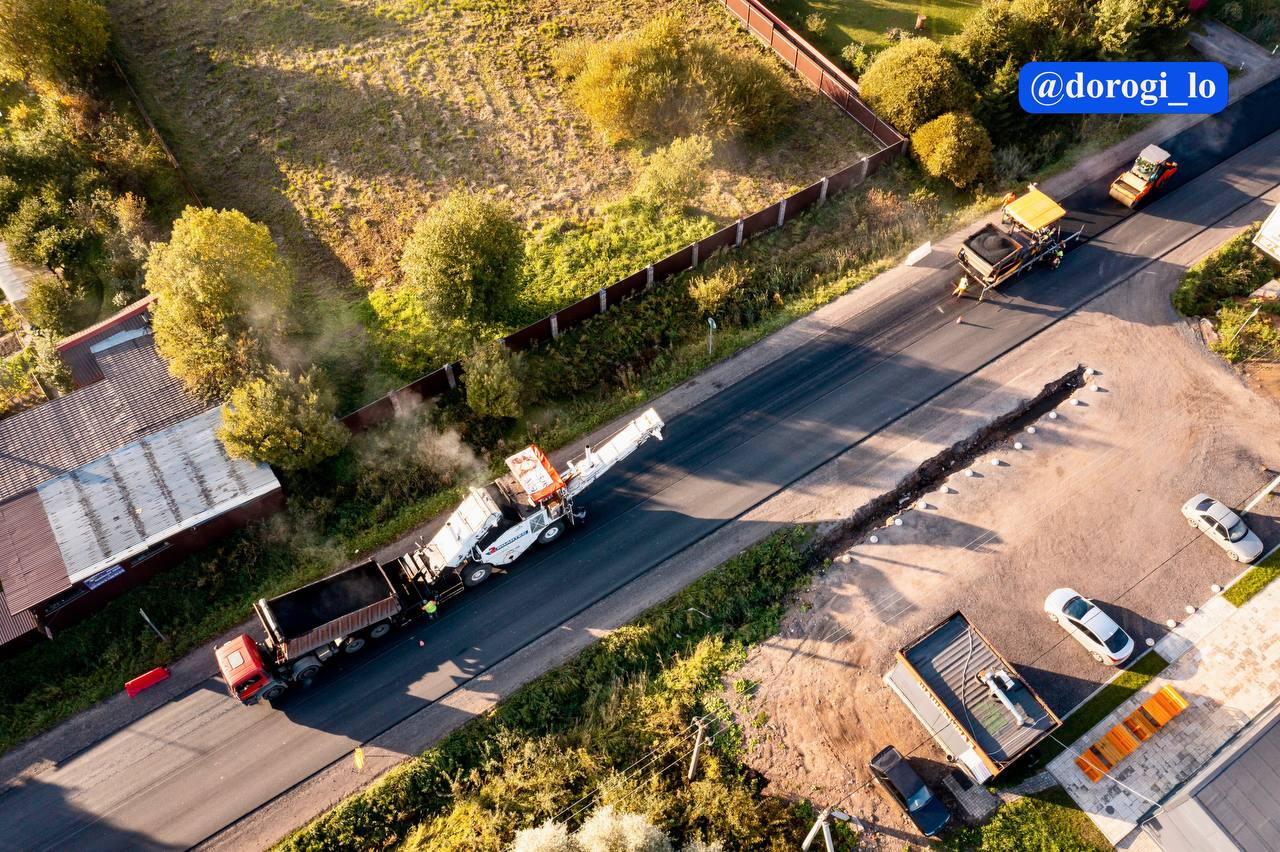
[1181,493,1264,563]
[1044,588,1134,666]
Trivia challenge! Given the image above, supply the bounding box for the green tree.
[634,135,713,208]
[22,275,78,335]
[145,207,292,400]
[400,192,524,326]
[557,14,790,143]
[859,38,974,134]
[1009,0,1095,59]
[949,1,1039,82]
[0,0,109,85]
[464,340,522,420]
[911,111,995,188]
[217,367,349,470]
[1092,0,1189,58]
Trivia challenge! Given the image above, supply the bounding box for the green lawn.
[770,0,982,53]
[1224,549,1280,607]
[946,786,1111,851]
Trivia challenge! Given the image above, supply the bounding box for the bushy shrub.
[576,807,671,852]
[347,401,476,511]
[556,15,791,144]
[22,274,78,335]
[633,135,714,209]
[145,206,293,400]
[1171,225,1275,316]
[0,0,109,85]
[839,42,875,77]
[804,13,827,36]
[910,111,994,188]
[400,191,525,325]
[464,340,523,420]
[859,38,973,134]
[1211,302,1280,363]
[217,367,349,470]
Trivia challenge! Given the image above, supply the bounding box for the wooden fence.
[341,0,907,433]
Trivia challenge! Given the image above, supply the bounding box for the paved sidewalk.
[1048,575,1280,844]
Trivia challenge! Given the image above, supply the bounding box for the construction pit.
[719,202,1280,846]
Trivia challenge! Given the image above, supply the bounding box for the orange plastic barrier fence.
[1074,685,1188,782]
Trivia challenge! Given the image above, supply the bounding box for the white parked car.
[1044,588,1134,666]
[1180,493,1264,563]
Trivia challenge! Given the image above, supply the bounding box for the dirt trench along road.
[4,80,1280,850]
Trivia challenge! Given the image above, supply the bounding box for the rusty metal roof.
[56,296,155,388]
[0,490,69,616]
[38,408,280,585]
[0,333,204,504]
[0,595,38,647]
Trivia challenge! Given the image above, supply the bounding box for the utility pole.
[687,717,707,781]
[802,807,852,852]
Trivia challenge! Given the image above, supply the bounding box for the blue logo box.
[1019,62,1228,114]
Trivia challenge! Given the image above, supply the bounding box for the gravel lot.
[727,194,1280,846]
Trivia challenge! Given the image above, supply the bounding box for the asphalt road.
[4,80,1280,849]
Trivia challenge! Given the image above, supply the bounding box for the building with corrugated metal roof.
[884,611,1060,783]
[0,298,283,653]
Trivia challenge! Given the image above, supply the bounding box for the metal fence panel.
[747,9,773,42]
[653,245,694,278]
[557,294,602,326]
[742,204,780,239]
[826,158,868,194]
[605,268,650,305]
[725,0,750,18]
[505,317,553,352]
[341,396,395,432]
[698,223,738,258]
[786,181,823,215]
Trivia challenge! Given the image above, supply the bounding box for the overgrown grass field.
[104,0,875,290]
[771,0,982,52]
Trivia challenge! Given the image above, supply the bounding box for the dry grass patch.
[105,0,876,290]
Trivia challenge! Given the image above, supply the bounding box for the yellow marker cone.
[353,747,365,772]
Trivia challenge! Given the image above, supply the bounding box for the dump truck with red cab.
[216,408,665,705]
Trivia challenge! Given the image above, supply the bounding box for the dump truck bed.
[257,560,402,662]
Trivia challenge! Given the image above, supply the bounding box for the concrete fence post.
[646,264,655,288]
[691,242,699,268]
[550,314,559,339]
[777,198,787,228]
[735,219,744,246]
[444,362,457,390]
[819,176,829,204]
[599,288,607,313]
[859,157,869,183]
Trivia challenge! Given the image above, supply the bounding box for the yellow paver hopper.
[1004,188,1067,233]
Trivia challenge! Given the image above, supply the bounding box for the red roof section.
[0,490,69,615]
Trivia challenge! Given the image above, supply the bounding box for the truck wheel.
[294,660,322,683]
[462,563,492,587]
[343,636,366,654]
[538,521,565,545]
[369,622,392,639]
[262,684,287,702]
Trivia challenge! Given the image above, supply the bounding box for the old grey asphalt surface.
[3,82,1280,849]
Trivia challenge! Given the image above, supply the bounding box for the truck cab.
[214,634,283,705]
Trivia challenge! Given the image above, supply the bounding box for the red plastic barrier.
[125,667,171,697]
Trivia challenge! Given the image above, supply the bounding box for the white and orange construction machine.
[215,407,665,705]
